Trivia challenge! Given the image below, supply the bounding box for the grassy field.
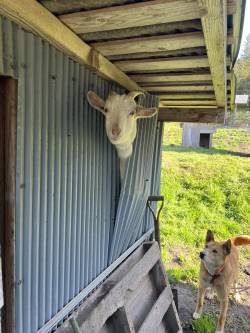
[160,124,250,285]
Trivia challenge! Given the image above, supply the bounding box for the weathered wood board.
[56,242,182,333]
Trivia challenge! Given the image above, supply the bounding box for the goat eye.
[104,107,108,113]
[129,110,135,116]
[212,249,217,254]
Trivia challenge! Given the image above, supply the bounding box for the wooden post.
[0,78,17,333]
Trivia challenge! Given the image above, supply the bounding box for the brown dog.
[193,230,250,333]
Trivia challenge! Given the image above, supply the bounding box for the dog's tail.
[231,236,250,246]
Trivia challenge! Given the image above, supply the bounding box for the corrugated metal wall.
[0,16,162,333]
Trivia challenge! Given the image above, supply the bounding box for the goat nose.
[199,252,205,259]
[112,126,121,137]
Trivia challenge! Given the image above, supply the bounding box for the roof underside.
[0,0,246,123]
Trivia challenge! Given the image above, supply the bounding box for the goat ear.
[223,239,231,255]
[135,106,158,119]
[87,91,106,115]
[206,230,214,243]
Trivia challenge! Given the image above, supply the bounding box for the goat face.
[87,91,158,146]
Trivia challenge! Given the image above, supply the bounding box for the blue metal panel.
[0,16,162,333]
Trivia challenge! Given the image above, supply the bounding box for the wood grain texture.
[157,93,215,100]
[160,100,217,106]
[199,0,227,107]
[81,20,202,42]
[130,73,213,83]
[114,56,210,72]
[0,78,17,333]
[59,0,208,34]
[92,31,233,57]
[92,32,206,56]
[146,85,215,92]
[59,0,237,34]
[138,287,173,333]
[158,107,225,123]
[0,0,140,91]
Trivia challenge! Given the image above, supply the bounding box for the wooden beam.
[59,0,208,34]
[158,107,225,123]
[131,72,232,83]
[92,31,233,57]
[199,0,227,107]
[160,105,217,109]
[114,56,210,72]
[157,93,216,100]
[59,0,237,34]
[0,0,140,91]
[130,73,212,83]
[146,85,215,92]
[160,100,217,106]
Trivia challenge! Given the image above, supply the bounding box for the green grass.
[190,314,216,333]
[161,124,250,285]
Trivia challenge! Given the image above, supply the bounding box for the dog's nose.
[199,252,205,259]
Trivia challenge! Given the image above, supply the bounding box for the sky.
[239,0,250,55]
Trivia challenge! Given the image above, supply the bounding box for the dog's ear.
[206,230,214,243]
[223,239,231,255]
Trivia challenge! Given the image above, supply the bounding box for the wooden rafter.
[0,0,140,91]
[158,93,216,100]
[59,0,236,34]
[158,107,225,123]
[146,85,215,92]
[130,73,232,83]
[59,0,207,34]
[160,100,217,106]
[92,31,233,57]
[115,56,211,72]
[199,0,228,108]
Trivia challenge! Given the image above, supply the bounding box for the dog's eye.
[212,249,218,254]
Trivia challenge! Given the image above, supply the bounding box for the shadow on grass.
[170,280,250,333]
[162,144,250,157]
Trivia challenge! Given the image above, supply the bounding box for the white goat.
[87,91,158,178]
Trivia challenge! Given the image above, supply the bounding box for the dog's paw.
[234,292,241,303]
[193,312,201,320]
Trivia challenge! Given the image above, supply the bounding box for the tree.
[235,33,250,91]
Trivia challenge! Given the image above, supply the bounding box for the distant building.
[182,123,219,149]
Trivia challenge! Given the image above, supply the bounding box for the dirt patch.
[173,262,250,333]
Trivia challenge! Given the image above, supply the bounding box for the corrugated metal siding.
[0,16,162,333]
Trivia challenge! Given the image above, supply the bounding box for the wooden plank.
[81,20,202,42]
[79,242,160,332]
[92,31,233,57]
[160,100,217,106]
[131,72,232,83]
[40,0,133,15]
[160,105,217,109]
[59,0,208,34]
[108,47,207,61]
[157,93,216,100]
[138,287,173,333]
[92,31,205,57]
[158,107,225,123]
[146,85,215,92]
[0,0,140,91]
[111,307,135,333]
[115,56,210,72]
[199,0,227,107]
[0,78,17,333]
[59,0,237,34]
[131,73,212,83]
